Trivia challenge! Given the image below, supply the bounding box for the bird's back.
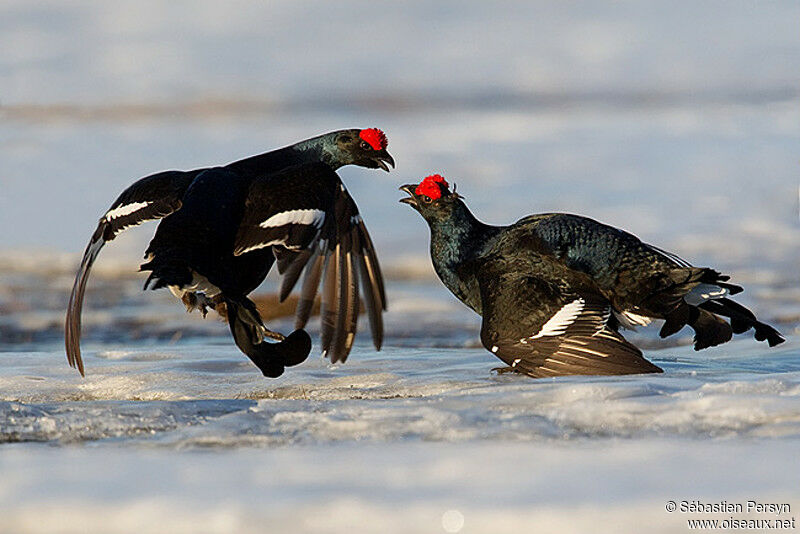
[496,213,691,307]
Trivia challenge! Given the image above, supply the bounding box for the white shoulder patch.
[529,298,585,339]
[684,283,729,306]
[259,209,325,229]
[105,201,151,221]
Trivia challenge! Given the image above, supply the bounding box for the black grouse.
[400,174,784,378]
[66,129,394,378]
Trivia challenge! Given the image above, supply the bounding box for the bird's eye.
[360,141,372,150]
[421,195,432,203]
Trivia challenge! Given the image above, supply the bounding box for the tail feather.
[715,282,743,295]
[650,267,782,349]
[659,305,690,338]
[688,269,743,294]
[689,307,732,350]
[699,298,785,347]
[699,300,750,333]
[755,324,784,347]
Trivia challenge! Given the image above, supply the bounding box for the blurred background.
[1,0,798,350]
[1,2,799,532]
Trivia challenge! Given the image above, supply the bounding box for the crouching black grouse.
[66,129,393,377]
[401,174,784,378]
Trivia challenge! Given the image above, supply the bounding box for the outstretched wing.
[475,267,662,377]
[65,170,198,376]
[232,163,385,364]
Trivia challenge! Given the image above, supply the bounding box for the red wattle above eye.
[424,174,448,187]
[414,180,444,200]
[359,128,388,151]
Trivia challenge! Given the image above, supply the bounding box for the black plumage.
[400,175,784,378]
[66,129,393,377]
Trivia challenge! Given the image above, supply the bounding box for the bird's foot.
[181,292,218,318]
[197,293,219,318]
[181,292,198,313]
[255,325,286,343]
[246,321,287,344]
[492,366,520,375]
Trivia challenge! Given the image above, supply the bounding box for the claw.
[181,292,218,318]
[257,325,286,342]
[182,293,198,313]
[492,366,520,375]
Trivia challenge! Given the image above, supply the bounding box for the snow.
[2,0,800,532]
[1,440,799,534]
[2,341,800,442]
[1,342,799,532]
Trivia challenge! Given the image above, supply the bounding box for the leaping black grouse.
[66,129,394,378]
[400,174,784,378]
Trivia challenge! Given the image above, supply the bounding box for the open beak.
[374,150,395,173]
[398,184,418,207]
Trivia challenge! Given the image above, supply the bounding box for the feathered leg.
[224,297,312,377]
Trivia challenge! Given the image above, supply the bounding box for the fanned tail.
[687,307,732,350]
[652,268,784,349]
[699,298,785,347]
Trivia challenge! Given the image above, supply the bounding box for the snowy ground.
[1,342,800,533]
[2,1,800,533]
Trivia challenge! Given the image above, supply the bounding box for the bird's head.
[324,128,394,172]
[399,174,465,222]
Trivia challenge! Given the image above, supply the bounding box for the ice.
[0,440,799,533]
[2,341,799,444]
[1,341,799,532]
